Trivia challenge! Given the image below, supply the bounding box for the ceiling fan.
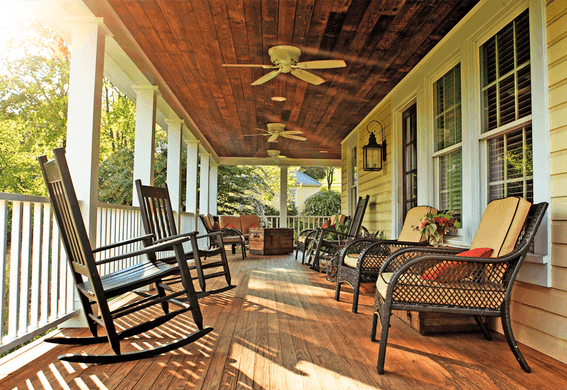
[223,45,346,85]
[244,123,307,142]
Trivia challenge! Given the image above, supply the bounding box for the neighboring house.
[272,170,322,213]
[341,0,566,365]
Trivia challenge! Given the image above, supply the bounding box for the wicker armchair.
[371,197,548,374]
[335,206,436,313]
[309,196,370,271]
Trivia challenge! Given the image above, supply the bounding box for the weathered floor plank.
[1,252,566,390]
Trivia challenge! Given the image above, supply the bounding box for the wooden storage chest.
[249,227,294,255]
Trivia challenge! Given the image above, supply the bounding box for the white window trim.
[345,134,358,216]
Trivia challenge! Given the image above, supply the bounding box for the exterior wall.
[272,184,319,213]
[357,102,393,238]
[341,99,392,237]
[496,0,567,364]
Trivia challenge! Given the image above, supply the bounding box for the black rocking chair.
[135,179,235,295]
[38,148,212,364]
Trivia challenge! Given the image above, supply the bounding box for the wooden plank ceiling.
[105,0,479,163]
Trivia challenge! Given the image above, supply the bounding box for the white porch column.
[132,85,159,206]
[280,166,288,228]
[166,119,183,227]
[186,141,200,221]
[209,160,218,215]
[66,19,107,241]
[65,18,107,327]
[199,152,211,215]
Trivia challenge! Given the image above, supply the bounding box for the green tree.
[303,189,341,216]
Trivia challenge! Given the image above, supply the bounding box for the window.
[402,104,417,217]
[481,10,532,202]
[350,146,358,215]
[433,64,462,219]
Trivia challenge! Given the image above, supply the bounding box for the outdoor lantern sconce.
[363,120,387,171]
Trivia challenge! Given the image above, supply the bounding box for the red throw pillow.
[213,221,220,230]
[421,248,493,282]
[226,223,235,229]
[249,224,258,228]
[321,222,327,229]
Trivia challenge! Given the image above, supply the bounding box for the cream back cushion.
[240,215,260,234]
[220,216,243,232]
[397,206,438,242]
[470,197,531,257]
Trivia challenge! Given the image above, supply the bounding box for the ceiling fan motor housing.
[269,45,301,72]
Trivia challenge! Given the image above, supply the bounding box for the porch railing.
[1,191,326,355]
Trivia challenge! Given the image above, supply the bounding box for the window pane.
[487,125,533,202]
[480,10,531,133]
[434,64,461,151]
[439,150,462,217]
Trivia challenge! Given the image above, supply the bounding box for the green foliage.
[299,166,327,181]
[303,189,342,216]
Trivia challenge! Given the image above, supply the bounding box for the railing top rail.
[0,192,50,203]
[96,202,139,211]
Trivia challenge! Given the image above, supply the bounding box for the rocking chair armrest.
[220,227,244,237]
[298,228,317,237]
[92,233,155,254]
[95,236,191,266]
[153,231,199,245]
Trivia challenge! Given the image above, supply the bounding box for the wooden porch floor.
[1,252,566,389]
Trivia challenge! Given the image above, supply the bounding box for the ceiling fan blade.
[243,133,268,137]
[282,134,307,141]
[290,69,326,85]
[294,60,346,69]
[281,130,303,135]
[251,69,282,85]
[223,64,278,69]
[267,134,279,143]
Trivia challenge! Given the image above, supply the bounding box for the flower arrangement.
[415,209,461,246]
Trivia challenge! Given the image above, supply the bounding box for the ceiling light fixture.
[271,96,286,102]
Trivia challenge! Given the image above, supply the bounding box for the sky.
[0,1,38,74]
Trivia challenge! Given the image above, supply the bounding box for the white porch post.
[199,152,211,215]
[166,119,183,228]
[66,19,107,240]
[132,85,159,207]
[209,160,218,215]
[65,18,107,327]
[280,166,288,228]
[186,141,200,224]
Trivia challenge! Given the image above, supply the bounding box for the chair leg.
[352,278,361,314]
[241,242,246,260]
[231,244,236,254]
[190,235,207,292]
[155,281,170,314]
[173,244,204,330]
[220,247,232,286]
[97,299,121,355]
[377,304,393,375]
[501,301,531,373]
[370,312,379,342]
[334,278,341,301]
[474,315,492,341]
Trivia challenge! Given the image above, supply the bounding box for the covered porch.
[2,252,566,389]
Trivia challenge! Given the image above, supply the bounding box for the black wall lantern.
[363,120,387,171]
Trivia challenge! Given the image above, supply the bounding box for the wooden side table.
[249,227,294,255]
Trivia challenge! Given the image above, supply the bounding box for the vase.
[429,229,444,247]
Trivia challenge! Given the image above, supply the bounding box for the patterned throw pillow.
[421,248,493,282]
[226,223,235,229]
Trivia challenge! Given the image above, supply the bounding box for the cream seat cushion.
[344,253,359,268]
[397,206,438,242]
[470,197,531,257]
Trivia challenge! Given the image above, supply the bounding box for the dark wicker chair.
[335,206,436,313]
[371,197,547,374]
[136,180,234,295]
[200,214,247,260]
[296,214,348,264]
[310,195,370,271]
[39,148,212,363]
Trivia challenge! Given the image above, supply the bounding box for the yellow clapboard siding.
[550,126,567,153]
[551,196,567,220]
[551,172,567,197]
[551,149,567,175]
[551,266,567,291]
[512,281,567,316]
[548,61,567,86]
[547,32,567,63]
[509,302,567,342]
[549,103,567,129]
[551,222,567,244]
[549,81,567,107]
[546,0,567,22]
[551,243,567,267]
[547,12,567,43]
